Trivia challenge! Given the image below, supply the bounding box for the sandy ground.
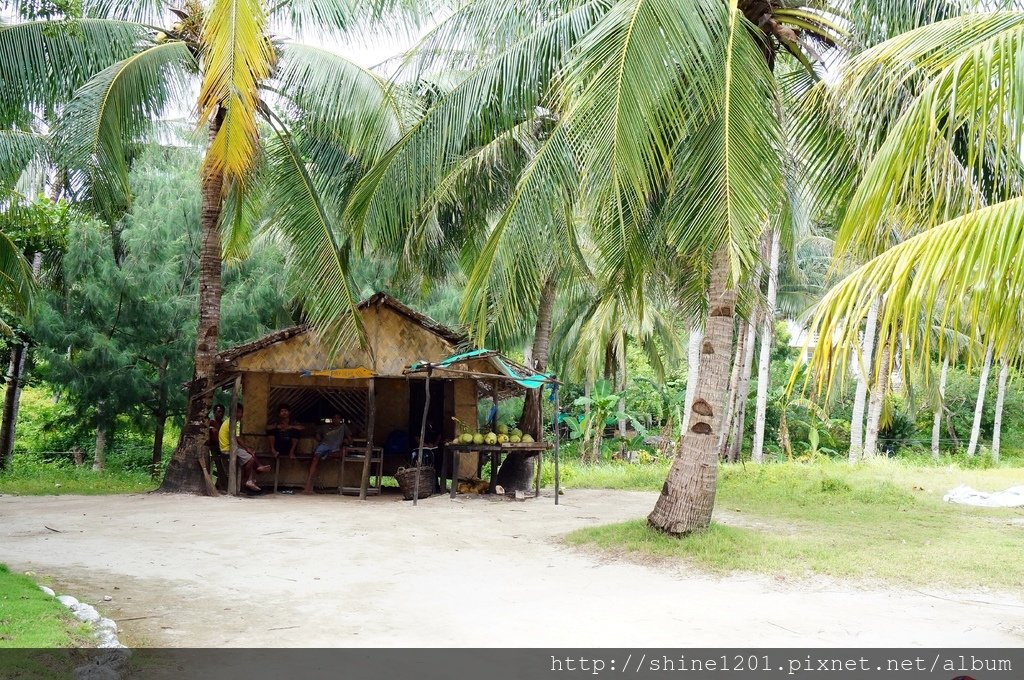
[1,489,1022,647]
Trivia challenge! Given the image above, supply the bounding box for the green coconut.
[511,427,523,438]
[509,434,522,443]
[460,433,474,444]
[521,434,535,443]
[484,432,498,445]
[472,433,485,445]
[496,424,509,435]
[497,434,510,443]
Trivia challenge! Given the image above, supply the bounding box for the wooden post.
[490,380,499,429]
[228,375,241,496]
[535,382,543,440]
[554,383,560,505]
[359,378,376,500]
[414,369,431,506]
[534,384,544,497]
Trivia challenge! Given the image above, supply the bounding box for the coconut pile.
[451,422,535,446]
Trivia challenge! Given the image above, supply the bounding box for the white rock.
[56,594,79,608]
[70,602,101,623]
[97,640,127,649]
[39,585,55,597]
[96,618,118,633]
[96,631,120,647]
[103,595,112,601]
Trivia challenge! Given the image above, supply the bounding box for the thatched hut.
[211,292,516,494]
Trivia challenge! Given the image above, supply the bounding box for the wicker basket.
[395,466,435,500]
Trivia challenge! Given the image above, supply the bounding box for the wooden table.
[444,442,553,498]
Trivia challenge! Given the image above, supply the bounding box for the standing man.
[219,404,270,493]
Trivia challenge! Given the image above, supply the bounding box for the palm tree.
[0,0,423,491]
[807,11,1024,408]
[345,0,879,531]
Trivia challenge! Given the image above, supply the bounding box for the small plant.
[569,380,647,463]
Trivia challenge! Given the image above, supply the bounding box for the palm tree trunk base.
[494,453,536,492]
[159,430,208,494]
[648,433,718,535]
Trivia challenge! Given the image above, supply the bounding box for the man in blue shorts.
[302,412,352,493]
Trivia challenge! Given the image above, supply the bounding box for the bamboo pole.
[359,378,376,500]
[554,385,560,505]
[414,371,431,506]
[228,375,241,496]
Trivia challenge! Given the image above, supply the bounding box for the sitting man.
[302,412,352,494]
[208,404,227,491]
[266,404,303,459]
[218,404,270,493]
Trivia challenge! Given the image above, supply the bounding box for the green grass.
[0,466,156,495]
[0,565,91,648]
[565,458,1024,591]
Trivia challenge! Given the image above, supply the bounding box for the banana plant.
[569,379,647,463]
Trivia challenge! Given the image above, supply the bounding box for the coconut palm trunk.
[991,359,1008,462]
[849,298,880,462]
[751,227,780,462]
[931,356,949,460]
[863,344,890,459]
[649,246,736,534]
[717,319,747,455]
[617,333,627,438]
[682,320,703,433]
[727,315,757,462]
[0,251,44,469]
[498,275,556,491]
[966,341,994,457]
[160,111,225,493]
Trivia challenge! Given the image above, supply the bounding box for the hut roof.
[214,292,468,371]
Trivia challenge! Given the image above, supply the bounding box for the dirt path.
[1,490,1021,647]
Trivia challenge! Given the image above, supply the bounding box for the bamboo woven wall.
[234,304,455,377]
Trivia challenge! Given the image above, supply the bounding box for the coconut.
[484,432,498,445]
[496,424,509,435]
[521,434,535,443]
[497,434,510,443]
[511,427,523,438]
[509,434,522,443]
[460,433,474,444]
[472,433,485,445]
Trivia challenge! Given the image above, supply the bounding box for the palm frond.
[269,0,432,40]
[0,18,147,124]
[659,5,783,282]
[0,128,46,190]
[808,197,1024,394]
[275,43,412,164]
[346,0,607,255]
[0,227,34,325]
[198,0,274,184]
[836,15,1024,259]
[80,0,173,24]
[459,122,580,342]
[262,126,362,357]
[558,0,724,227]
[56,40,194,218]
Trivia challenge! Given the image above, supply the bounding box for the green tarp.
[409,349,554,389]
